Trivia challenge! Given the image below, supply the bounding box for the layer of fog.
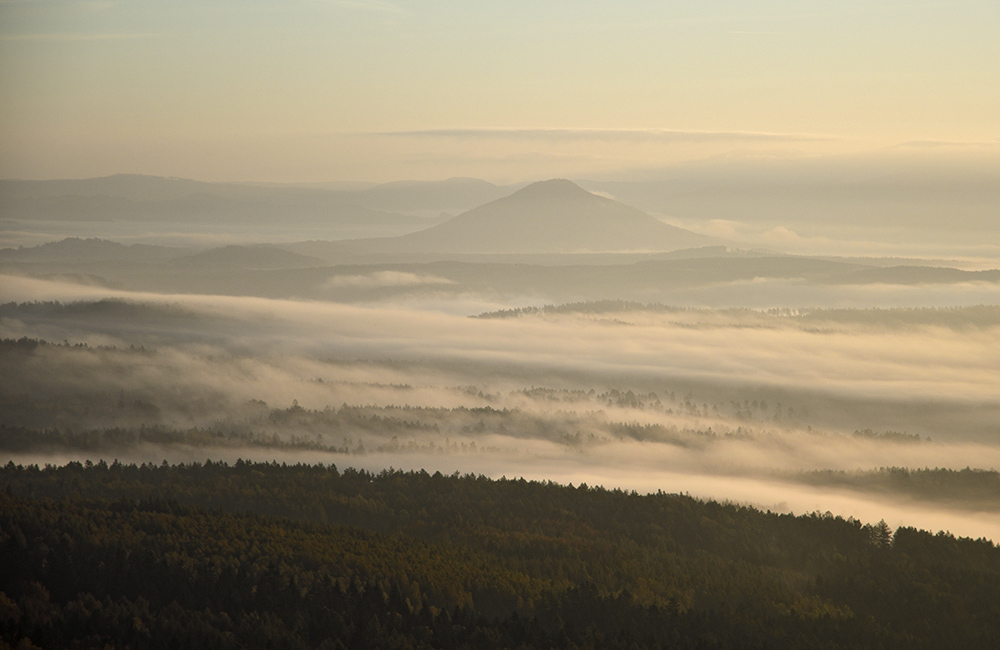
[4,275,999,540]
[648,278,1000,310]
[4,275,998,408]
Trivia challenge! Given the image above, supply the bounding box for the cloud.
[891,139,1000,149]
[323,271,455,289]
[679,218,746,240]
[762,226,806,245]
[373,128,837,143]
[78,1,115,12]
[321,0,402,12]
[0,32,159,41]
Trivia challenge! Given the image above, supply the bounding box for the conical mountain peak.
[507,178,593,199]
[367,178,715,254]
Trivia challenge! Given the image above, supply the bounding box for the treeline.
[0,336,152,355]
[474,300,692,319]
[795,466,1000,507]
[2,460,999,649]
[0,424,335,454]
[852,429,922,443]
[0,424,496,457]
[0,300,202,329]
[474,301,1000,329]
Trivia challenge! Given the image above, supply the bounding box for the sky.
[1,0,999,182]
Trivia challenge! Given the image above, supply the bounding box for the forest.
[3,460,1000,649]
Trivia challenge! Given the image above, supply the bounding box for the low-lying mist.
[2,275,999,540]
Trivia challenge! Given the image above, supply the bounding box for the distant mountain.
[171,245,325,270]
[0,175,433,235]
[361,179,716,254]
[0,237,182,263]
[0,174,214,201]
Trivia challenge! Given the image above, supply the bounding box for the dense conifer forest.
[2,460,998,649]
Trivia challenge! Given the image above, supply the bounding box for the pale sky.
[1,0,998,182]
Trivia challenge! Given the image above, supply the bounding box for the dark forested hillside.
[1,461,998,649]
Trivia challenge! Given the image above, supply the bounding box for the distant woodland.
[3,460,1000,649]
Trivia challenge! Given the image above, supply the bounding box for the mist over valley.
[3,174,999,544]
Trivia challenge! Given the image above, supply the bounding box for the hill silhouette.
[0,237,181,262]
[363,179,715,254]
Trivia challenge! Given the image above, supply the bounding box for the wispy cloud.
[0,32,159,41]
[78,1,116,12]
[4,274,999,405]
[374,128,837,143]
[314,0,403,13]
[324,271,455,289]
[891,139,1000,149]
